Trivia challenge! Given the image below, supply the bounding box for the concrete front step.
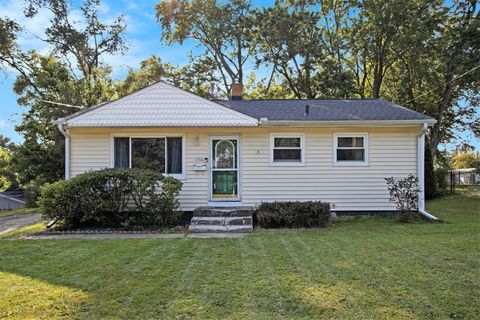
[189,224,253,233]
[190,216,253,226]
[190,206,254,233]
[193,206,254,217]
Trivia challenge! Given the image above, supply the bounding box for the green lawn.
[0,192,478,319]
[0,207,38,218]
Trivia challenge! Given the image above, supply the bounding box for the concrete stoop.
[189,206,254,233]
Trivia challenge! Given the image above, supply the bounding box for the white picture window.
[334,133,368,165]
[113,136,184,177]
[270,134,305,165]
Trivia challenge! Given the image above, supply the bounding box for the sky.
[0,0,478,152]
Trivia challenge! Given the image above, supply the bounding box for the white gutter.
[54,118,70,179]
[417,123,439,221]
[259,119,437,127]
[419,208,439,221]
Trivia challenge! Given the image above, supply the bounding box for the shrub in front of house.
[255,201,331,228]
[385,174,420,223]
[39,168,182,229]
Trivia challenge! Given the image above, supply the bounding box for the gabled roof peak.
[62,81,258,127]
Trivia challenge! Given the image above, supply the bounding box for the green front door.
[211,137,239,200]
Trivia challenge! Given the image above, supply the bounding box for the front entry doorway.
[209,136,240,202]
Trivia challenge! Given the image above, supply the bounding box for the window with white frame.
[113,137,183,174]
[334,133,368,164]
[270,134,304,164]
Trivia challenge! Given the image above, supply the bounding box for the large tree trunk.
[372,69,381,98]
[430,62,455,152]
[372,57,384,98]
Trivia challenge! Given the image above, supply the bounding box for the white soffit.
[65,82,258,127]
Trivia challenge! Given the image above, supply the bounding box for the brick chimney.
[231,80,243,100]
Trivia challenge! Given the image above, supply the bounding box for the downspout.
[417,123,439,221]
[54,118,70,179]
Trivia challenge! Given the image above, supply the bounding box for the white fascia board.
[259,119,437,127]
[64,123,258,128]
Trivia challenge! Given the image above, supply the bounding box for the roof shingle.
[217,99,434,122]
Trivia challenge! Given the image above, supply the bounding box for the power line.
[39,99,83,109]
[403,63,480,105]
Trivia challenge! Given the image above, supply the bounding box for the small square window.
[270,134,304,165]
[334,134,368,165]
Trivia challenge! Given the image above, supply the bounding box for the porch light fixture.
[193,135,199,146]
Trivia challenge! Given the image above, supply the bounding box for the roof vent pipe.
[231,79,243,100]
[305,104,310,117]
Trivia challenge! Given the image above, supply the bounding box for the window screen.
[273,137,302,162]
[336,136,366,162]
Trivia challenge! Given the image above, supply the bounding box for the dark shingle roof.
[216,99,434,122]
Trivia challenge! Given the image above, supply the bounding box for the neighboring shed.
[0,192,26,211]
[451,168,480,185]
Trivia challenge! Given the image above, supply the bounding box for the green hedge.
[424,139,436,199]
[24,178,48,208]
[255,201,331,228]
[434,168,450,196]
[39,168,182,229]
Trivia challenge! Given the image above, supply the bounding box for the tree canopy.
[452,152,480,169]
[0,0,126,186]
[155,0,479,151]
[0,0,478,190]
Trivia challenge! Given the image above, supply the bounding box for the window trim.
[110,133,186,179]
[333,132,369,166]
[269,133,305,166]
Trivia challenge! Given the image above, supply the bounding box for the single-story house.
[0,192,25,211]
[54,81,436,216]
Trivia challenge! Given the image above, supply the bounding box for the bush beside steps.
[39,168,182,230]
[255,201,331,228]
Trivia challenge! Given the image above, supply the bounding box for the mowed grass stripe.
[0,190,478,319]
[253,235,288,318]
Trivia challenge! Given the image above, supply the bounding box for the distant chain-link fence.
[450,169,480,190]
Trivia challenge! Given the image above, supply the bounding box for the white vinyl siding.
[70,133,110,177]
[242,129,417,211]
[69,126,420,211]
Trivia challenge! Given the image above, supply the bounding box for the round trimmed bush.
[39,168,182,229]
